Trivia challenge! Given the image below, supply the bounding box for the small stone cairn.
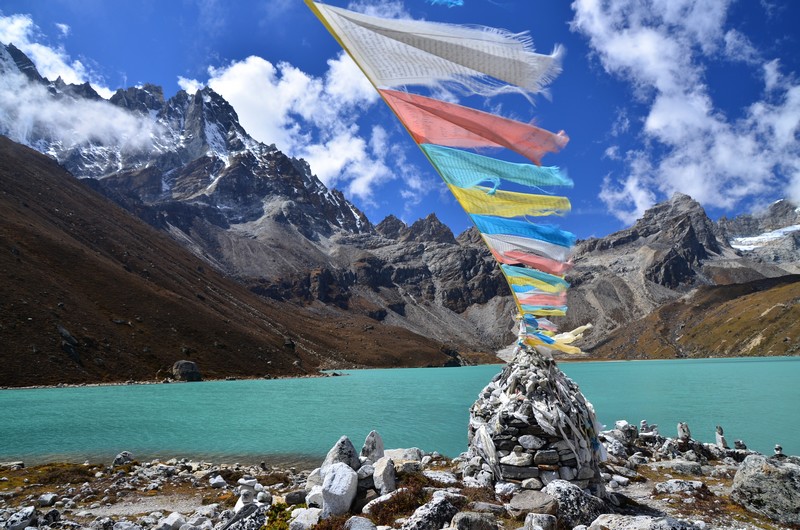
[464,343,607,497]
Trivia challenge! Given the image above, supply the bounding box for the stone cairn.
[463,343,607,497]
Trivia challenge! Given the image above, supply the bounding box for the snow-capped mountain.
[1,42,512,352]
[3,42,798,358]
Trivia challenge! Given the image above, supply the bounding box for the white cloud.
[346,0,410,19]
[0,51,159,155]
[0,13,113,98]
[54,23,70,38]
[571,0,800,223]
[199,51,429,204]
[177,76,203,95]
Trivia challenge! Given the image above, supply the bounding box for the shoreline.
[4,353,799,391]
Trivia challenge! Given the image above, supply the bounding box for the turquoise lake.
[1,356,797,466]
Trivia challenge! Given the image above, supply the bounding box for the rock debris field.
[2,420,798,530]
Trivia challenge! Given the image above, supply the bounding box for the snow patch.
[730,224,800,251]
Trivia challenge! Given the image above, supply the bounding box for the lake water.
[1,356,797,466]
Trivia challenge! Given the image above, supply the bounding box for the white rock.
[500,448,533,466]
[159,512,186,530]
[321,462,358,518]
[209,475,227,489]
[361,431,385,462]
[289,508,321,530]
[306,485,323,508]
[361,489,404,515]
[422,470,458,485]
[384,448,423,462]
[373,457,396,495]
[307,467,323,489]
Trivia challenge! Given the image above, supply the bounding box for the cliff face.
[3,43,800,363]
[0,137,477,387]
[563,194,796,351]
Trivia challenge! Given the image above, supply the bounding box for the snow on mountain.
[730,224,800,251]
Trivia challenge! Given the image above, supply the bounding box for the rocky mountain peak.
[456,225,483,246]
[110,84,165,114]
[718,199,800,238]
[1,43,44,83]
[402,213,456,244]
[375,214,408,239]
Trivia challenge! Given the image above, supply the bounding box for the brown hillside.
[591,275,800,359]
[0,137,467,387]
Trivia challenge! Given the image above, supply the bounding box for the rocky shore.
[1,421,798,530]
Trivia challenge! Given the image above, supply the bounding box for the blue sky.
[1,0,799,240]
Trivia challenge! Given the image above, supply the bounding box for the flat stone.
[518,435,546,451]
[500,464,539,480]
[500,451,533,467]
[534,450,560,465]
[654,479,707,495]
[451,511,498,530]
[507,489,557,520]
[521,477,544,490]
[588,514,698,529]
[384,448,423,462]
[524,513,556,530]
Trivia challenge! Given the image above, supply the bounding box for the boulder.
[653,480,708,495]
[399,495,458,530]
[37,492,58,507]
[507,489,557,520]
[158,512,186,530]
[373,456,396,495]
[113,451,135,466]
[289,508,321,530]
[171,360,201,381]
[519,435,546,451]
[209,475,227,489]
[385,447,423,462]
[731,454,800,526]
[588,514,699,529]
[321,462,358,518]
[451,511,499,530]
[344,516,378,530]
[650,460,702,476]
[360,431,385,462]
[306,485,323,508]
[322,436,361,472]
[543,480,606,529]
[524,513,557,530]
[285,490,307,506]
[5,506,38,530]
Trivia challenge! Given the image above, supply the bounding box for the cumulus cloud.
[0,53,159,155]
[0,13,113,98]
[0,15,158,156]
[189,50,426,204]
[571,0,800,223]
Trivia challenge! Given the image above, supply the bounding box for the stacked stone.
[464,344,606,497]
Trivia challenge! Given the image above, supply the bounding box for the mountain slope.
[590,275,800,359]
[0,136,476,387]
[562,193,795,350]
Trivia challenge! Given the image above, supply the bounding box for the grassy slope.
[590,275,800,359]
